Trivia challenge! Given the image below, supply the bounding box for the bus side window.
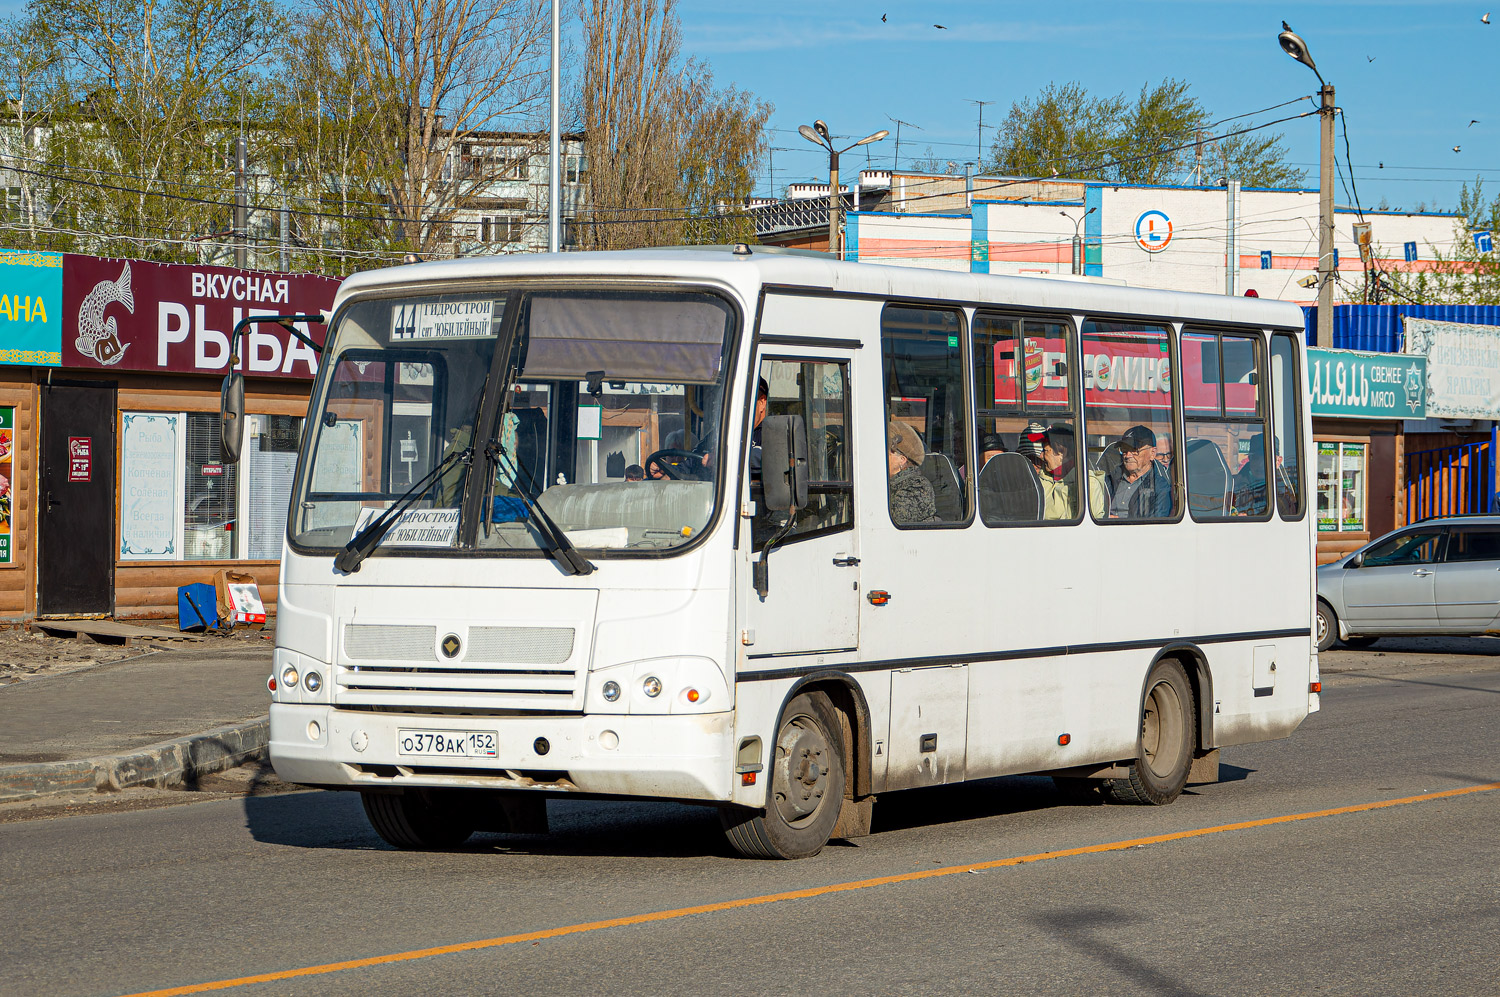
[1270,334,1305,518]
[751,359,852,547]
[881,305,970,526]
[1182,328,1271,520]
[1082,320,1179,522]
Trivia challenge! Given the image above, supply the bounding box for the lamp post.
[799,120,889,259]
[1060,206,1096,275]
[1279,25,1334,346]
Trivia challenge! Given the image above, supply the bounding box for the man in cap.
[887,419,937,524]
[1102,424,1173,519]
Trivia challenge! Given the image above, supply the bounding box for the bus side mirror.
[760,414,808,513]
[221,372,245,464]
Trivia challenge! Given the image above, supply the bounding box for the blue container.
[177,583,218,631]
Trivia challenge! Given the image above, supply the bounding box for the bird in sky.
[934,23,947,29]
[1379,162,1385,168]
[1471,119,1481,127]
[881,12,886,21]
[1367,55,1376,62]
[1282,20,1293,31]
[1483,12,1491,23]
[1454,145,1463,153]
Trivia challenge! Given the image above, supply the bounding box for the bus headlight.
[280,665,300,689]
[590,656,728,714]
[602,680,621,702]
[642,676,663,698]
[303,671,322,693]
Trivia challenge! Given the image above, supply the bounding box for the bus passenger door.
[742,354,860,656]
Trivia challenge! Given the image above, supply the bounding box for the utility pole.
[548,0,561,252]
[1226,179,1240,295]
[279,186,290,273]
[965,99,994,164]
[234,136,247,269]
[1317,83,1335,343]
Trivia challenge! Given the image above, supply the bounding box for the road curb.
[0,717,269,803]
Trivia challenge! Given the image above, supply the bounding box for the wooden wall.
[0,372,37,622]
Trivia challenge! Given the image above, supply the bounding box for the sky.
[676,0,1500,217]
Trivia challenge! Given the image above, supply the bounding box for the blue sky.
[678,0,1499,214]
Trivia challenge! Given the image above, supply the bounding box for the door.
[38,383,116,616]
[1341,526,1444,632]
[742,353,860,656]
[1436,526,1500,630]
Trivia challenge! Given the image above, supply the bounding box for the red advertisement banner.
[994,335,1255,413]
[61,255,340,379]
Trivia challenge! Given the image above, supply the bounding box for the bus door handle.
[832,555,860,567]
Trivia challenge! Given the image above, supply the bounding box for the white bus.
[237,247,1318,859]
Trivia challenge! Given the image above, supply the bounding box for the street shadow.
[872,775,1096,833]
[1029,907,1212,997]
[1334,672,1500,696]
[1328,635,1500,657]
[1215,763,1254,784]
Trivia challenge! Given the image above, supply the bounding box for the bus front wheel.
[1103,660,1196,806]
[361,788,478,849]
[721,691,846,859]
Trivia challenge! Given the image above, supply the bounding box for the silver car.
[1315,515,1500,651]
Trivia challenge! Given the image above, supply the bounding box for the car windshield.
[292,286,737,556]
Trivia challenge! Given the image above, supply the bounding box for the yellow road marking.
[122,781,1500,997]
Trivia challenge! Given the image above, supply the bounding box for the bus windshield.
[291,286,737,556]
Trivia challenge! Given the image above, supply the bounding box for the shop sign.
[68,436,92,482]
[62,255,340,380]
[1308,348,1426,420]
[0,407,13,564]
[0,249,63,366]
[1403,317,1500,419]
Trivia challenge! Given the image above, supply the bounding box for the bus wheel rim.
[773,713,831,827]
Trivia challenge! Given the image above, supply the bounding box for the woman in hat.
[886,419,937,525]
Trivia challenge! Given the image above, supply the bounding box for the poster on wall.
[119,412,180,559]
[0,407,12,564]
[1403,317,1500,419]
[0,249,63,366]
[62,255,340,379]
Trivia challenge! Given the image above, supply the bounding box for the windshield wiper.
[487,440,595,576]
[334,447,471,573]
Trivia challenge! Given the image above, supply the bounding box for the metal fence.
[1405,435,1495,522]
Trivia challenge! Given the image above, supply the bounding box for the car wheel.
[1316,602,1338,653]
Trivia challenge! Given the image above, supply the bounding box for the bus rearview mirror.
[760,414,808,513]
[221,372,246,464]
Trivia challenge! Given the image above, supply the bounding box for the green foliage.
[1382,178,1500,306]
[987,78,1306,189]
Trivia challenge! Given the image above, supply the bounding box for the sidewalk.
[0,628,274,802]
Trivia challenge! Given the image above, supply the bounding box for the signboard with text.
[0,250,63,365]
[62,255,339,379]
[1403,317,1500,419]
[1308,348,1426,420]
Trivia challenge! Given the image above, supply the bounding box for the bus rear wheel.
[721,691,846,859]
[1103,660,1196,806]
[361,788,478,849]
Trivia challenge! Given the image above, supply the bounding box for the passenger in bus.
[1101,424,1173,519]
[887,419,938,524]
[624,464,645,481]
[645,458,668,480]
[747,377,770,476]
[1039,425,1105,520]
[978,433,1007,471]
[1154,432,1174,473]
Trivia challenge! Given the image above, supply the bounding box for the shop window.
[119,410,304,561]
[881,305,969,526]
[1317,441,1366,532]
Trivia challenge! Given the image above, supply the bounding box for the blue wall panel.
[1303,304,1500,352]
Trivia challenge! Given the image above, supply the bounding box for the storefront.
[1307,347,1426,564]
[0,250,338,621]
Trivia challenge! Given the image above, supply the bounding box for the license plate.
[397,729,498,758]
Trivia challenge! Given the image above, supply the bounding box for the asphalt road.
[4,640,1500,997]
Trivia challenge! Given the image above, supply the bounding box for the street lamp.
[1279,24,1335,345]
[799,120,889,259]
[1059,206,1096,275]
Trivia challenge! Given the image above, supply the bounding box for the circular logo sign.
[1134,210,1173,253]
[440,633,462,658]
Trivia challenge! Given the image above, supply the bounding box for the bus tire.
[1103,660,1195,806]
[361,789,477,849]
[721,692,846,859]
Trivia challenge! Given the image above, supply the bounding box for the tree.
[986,79,1305,189]
[1381,179,1500,306]
[577,0,770,249]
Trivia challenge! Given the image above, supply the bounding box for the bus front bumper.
[269,703,735,803]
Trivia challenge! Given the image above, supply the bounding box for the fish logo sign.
[75,263,134,366]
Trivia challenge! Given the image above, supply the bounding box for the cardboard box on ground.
[213,568,266,626]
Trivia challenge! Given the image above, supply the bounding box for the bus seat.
[919,452,964,522]
[510,407,548,498]
[977,452,1043,525]
[1092,440,1124,480]
[1185,438,1231,516]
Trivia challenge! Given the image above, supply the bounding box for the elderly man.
[1102,424,1173,519]
[887,419,937,524]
